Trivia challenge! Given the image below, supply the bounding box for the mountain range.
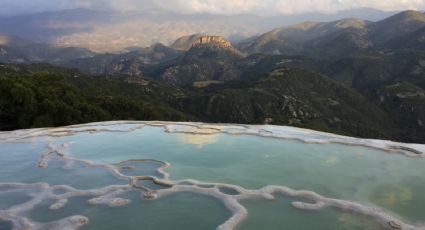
[0,8,395,52]
[0,10,424,143]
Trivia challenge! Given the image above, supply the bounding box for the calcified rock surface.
[2,121,421,156]
[0,121,424,230]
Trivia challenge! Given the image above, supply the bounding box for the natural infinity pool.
[0,121,424,230]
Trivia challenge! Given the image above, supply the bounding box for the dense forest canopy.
[0,66,191,130]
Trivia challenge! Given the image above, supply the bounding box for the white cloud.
[0,0,424,16]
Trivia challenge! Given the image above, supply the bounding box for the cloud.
[70,0,156,11]
[0,0,74,16]
[1,0,424,16]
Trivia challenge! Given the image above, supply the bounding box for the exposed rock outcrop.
[171,34,236,51]
[194,35,233,49]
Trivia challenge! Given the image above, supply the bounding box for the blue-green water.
[239,195,384,230]
[26,192,230,230]
[0,123,424,230]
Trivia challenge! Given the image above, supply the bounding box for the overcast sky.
[1,0,424,16]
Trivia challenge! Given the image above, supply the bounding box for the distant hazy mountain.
[2,10,425,80]
[239,10,425,56]
[0,35,95,64]
[238,18,371,55]
[0,8,394,52]
[369,10,425,43]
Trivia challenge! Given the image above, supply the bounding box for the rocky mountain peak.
[192,35,232,49]
[171,34,235,51]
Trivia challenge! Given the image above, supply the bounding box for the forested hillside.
[1,63,423,143]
